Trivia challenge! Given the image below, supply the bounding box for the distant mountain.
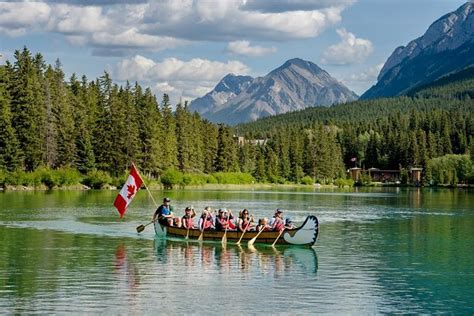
[188,74,253,115]
[362,2,474,99]
[190,58,358,124]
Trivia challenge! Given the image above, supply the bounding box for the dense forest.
[0,47,473,187]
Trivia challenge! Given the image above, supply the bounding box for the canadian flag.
[114,164,144,218]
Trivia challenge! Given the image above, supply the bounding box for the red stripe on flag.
[114,194,127,218]
[113,164,144,218]
[130,164,143,188]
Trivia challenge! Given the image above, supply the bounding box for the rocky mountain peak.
[378,2,474,80]
[190,58,358,124]
[362,2,474,99]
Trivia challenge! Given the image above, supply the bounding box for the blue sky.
[0,0,468,104]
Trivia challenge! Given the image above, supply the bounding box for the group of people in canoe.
[152,197,296,232]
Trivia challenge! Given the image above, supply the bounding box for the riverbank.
[1,182,472,191]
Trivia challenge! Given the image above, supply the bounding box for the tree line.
[0,47,473,186]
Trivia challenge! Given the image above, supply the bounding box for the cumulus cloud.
[112,55,250,102]
[226,40,276,57]
[321,28,373,65]
[0,2,51,36]
[241,0,355,13]
[0,0,353,55]
[142,1,345,41]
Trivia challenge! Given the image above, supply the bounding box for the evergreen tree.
[52,60,76,167]
[0,65,21,170]
[10,47,46,170]
[160,94,178,170]
[69,74,95,173]
[94,72,114,172]
[137,86,161,175]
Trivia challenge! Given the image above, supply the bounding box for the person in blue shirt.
[153,197,175,226]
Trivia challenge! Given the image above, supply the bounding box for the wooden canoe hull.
[154,215,319,246]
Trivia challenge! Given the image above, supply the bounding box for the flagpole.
[132,163,158,208]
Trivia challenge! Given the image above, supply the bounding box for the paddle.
[248,226,265,246]
[184,206,195,240]
[185,219,191,240]
[136,220,154,233]
[198,212,207,241]
[221,213,231,245]
[236,222,249,245]
[271,228,285,247]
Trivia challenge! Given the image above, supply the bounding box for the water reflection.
[153,238,318,278]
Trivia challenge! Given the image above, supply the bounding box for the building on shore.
[348,167,423,185]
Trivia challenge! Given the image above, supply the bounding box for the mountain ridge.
[190,58,358,124]
[362,2,474,99]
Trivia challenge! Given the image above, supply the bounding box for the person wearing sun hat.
[153,197,175,226]
[269,208,285,231]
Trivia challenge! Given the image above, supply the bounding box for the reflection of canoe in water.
[154,215,319,246]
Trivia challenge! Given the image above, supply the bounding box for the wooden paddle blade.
[248,229,263,246]
[136,225,145,233]
[221,234,227,245]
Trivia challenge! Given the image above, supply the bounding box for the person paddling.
[182,206,196,229]
[216,209,235,231]
[199,208,214,230]
[153,197,174,226]
[238,209,253,232]
[269,209,285,231]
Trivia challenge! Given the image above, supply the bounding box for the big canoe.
[154,215,319,246]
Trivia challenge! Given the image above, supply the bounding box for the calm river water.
[0,187,473,314]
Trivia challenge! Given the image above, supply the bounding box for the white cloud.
[143,2,346,41]
[0,0,353,55]
[113,55,250,102]
[0,2,51,36]
[242,0,355,13]
[226,40,276,57]
[321,28,373,65]
[341,63,384,94]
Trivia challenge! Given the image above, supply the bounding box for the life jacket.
[182,216,194,229]
[273,218,285,231]
[218,217,235,230]
[200,216,213,230]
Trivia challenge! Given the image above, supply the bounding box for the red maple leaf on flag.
[127,184,136,199]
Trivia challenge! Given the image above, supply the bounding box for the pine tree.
[70,74,95,173]
[175,101,192,171]
[160,94,178,170]
[0,65,21,170]
[189,110,205,172]
[136,86,161,176]
[10,47,46,171]
[52,60,76,167]
[94,72,114,172]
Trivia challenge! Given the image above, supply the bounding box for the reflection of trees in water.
[153,238,318,278]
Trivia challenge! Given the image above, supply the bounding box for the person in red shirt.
[269,209,285,231]
[256,217,272,231]
[198,208,214,230]
[238,209,254,232]
[216,209,235,230]
[182,206,196,229]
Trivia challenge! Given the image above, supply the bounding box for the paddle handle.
[271,229,285,247]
